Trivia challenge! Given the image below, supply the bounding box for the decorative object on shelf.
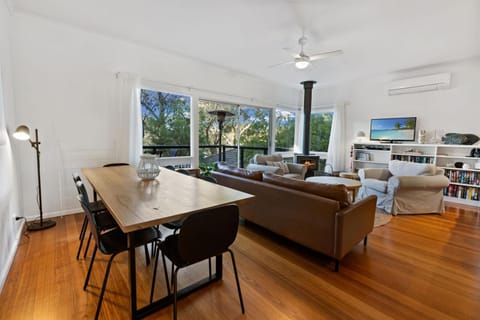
[470,148,480,158]
[12,125,56,231]
[475,161,480,170]
[355,130,367,142]
[136,154,160,180]
[418,129,426,144]
[208,109,234,161]
[454,162,464,168]
[442,133,480,145]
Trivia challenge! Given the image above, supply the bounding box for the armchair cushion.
[388,160,435,176]
[254,154,283,165]
[266,160,290,173]
[362,178,388,193]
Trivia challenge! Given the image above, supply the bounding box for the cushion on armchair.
[388,160,435,176]
[266,160,290,173]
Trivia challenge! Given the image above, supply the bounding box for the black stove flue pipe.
[301,80,317,155]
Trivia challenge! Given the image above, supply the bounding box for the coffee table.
[306,176,362,202]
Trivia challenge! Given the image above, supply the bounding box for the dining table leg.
[128,232,137,320]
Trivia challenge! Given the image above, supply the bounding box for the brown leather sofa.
[212,164,377,271]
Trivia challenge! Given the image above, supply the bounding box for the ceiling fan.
[270,35,343,70]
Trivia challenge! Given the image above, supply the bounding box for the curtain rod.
[136,75,298,110]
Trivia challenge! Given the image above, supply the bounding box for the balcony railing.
[143,144,269,168]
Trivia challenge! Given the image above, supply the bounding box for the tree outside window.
[141,89,191,157]
[275,110,296,152]
[310,111,333,152]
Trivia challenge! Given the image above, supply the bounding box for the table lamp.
[13,125,56,230]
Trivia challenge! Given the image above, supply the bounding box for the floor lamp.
[208,110,233,161]
[13,125,56,231]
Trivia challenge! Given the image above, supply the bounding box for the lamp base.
[27,220,56,231]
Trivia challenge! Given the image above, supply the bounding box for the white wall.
[313,57,480,170]
[11,12,300,219]
[0,0,23,292]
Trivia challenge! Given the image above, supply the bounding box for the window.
[198,100,271,167]
[140,89,191,157]
[310,111,333,152]
[274,110,296,152]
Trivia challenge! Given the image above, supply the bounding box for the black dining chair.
[157,205,245,320]
[73,175,117,260]
[79,193,167,320]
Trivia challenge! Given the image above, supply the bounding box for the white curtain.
[114,72,142,166]
[327,103,346,172]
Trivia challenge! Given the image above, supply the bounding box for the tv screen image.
[370,117,417,142]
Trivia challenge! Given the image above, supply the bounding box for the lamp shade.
[13,125,31,141]
[208,110,234,123]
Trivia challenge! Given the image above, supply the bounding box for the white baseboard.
[0,219,25,293]
[23,207,82,221]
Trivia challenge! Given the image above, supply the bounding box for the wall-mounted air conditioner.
[387,73,451,96]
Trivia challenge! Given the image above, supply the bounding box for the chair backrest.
[103,163,129,167]
[176,169,191,176]
[199,175,217,184]
[177,205,239,264]
[77,193,103,243]
[75,181,91,205]
[253,154,282,165]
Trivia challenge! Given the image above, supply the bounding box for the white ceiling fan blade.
[309,50,344,61]
[268,60,296,68]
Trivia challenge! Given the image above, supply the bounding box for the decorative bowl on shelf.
[454,162,464,168]
[136,154,160,180]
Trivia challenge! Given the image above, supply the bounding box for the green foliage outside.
[141,89,333,166]
[310,112,333,152]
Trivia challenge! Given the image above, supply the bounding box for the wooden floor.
[1,203,480,320]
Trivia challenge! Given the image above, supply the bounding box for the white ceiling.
[12,0,480,89]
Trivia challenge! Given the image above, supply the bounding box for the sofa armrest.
[245,163,283,174]
[358,168,391,181]
[334,195,377,260]
[388,175,450,192]
[286,163,308,179]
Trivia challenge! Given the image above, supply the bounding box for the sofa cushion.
[246,163,283,174]
[262,173,349,208]
[215,162,263,181]
[266,160,290,173]
[388,160,435,176]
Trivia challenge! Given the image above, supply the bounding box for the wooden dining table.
[82,165,254,319]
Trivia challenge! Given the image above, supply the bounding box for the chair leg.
[150,242,160,303]
[144,244,151,266]
[76,217,88,260]
[173,267,179,320]
[162,251,171,295]
[79,215,88,240]
[84,245,97,290]
[364,236,368,246]
[95,253,118,320]
[228,249,245,314]
[208,258,212,279]
[84,232,92,258]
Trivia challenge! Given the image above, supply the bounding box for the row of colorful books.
[444,169,480,185]
[443,185,480,201]
[391,155,435,164]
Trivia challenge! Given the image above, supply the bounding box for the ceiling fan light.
[295,60,309,69]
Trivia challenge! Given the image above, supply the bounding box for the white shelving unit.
[352,143,480,207]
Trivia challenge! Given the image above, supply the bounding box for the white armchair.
[246,154,307,180]
[357,160,450,214]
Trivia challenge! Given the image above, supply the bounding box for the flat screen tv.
[370,117,417,142]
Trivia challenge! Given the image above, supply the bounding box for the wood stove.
[294,154,319,178]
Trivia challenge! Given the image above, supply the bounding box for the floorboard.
[0,203,479,319]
